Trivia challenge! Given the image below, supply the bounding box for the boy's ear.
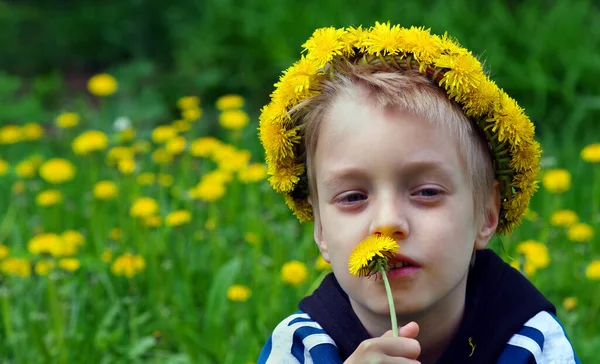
[309,196,330,262]
[474,181,501,250]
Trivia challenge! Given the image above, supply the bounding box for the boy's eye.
[417,188,440,197]
[338,192,367,203]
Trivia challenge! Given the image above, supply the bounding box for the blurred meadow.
[0,0,600,363]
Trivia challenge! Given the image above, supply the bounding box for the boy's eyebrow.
[322,167,367,189]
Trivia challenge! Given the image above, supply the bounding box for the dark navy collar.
[299,249,556,363]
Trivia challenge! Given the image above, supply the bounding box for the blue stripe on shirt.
[497,344,537,364]
[518,326,545,351]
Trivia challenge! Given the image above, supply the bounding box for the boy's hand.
[344,322,421,363]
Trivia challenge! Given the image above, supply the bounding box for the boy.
[257,23,579,363]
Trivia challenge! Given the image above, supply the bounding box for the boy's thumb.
[399,321,419,339]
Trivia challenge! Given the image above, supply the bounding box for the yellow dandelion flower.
[137,173,155,185]
[215,149,251,173]
[216,94,245,110]
[106,146,135,165]
[542,169,571,194]
[563,297,578,312]
[259,122,301,162]
[491,93,534,148]
[203,170,233,185]
[93,180,118,200]
[259,101,290,126]
[110,228,121,240]
[55,112,80,128]
[151,148,174,165]
[244,232,260,245]
[362,21,403,56]
[435,51,483,95]
[342,26,366,55]
[118,159,136,175]
[35,260,54,276]
[581,143,600,163]
[516,240,549,269]
[172,119,191,133]
[315,256,331,271]
[281,260,309,286]
[58,258,80,272]
[219,110,250,130]
[151,125,177,144]
[28,233,62,256]
[182,107,202,122]
[238,163,267,183]
[118,128,136,142]
[0,158,8,176]
[0,125,22,144]
[157,173,174,187]
[586,260,600,280]
[133,140,152,154]
[190,137,222,158]
[348,235,399,277]
[398,26,443,66]
[550,210,578,228]
[302,27,347,67]
[1,257,31,278]
[0,244,9,259]
[567,223,594,243]
[22,123,44,141]
[111,253,146,278]
[284,194,313,222]
[130,197,159,218]
[61,230,84,249]
[143,215,162,228]
[101,249,113,263]
[36,189,62,207]
[16,160,37,178]
[165,210,192,227]
[226,284,252,302]
[461,77,499,117]
[166,136,186,155]
[190,181,226,202]
[272,56,321,106]
[177,96,200,110]
[267,160,305,193]
[39,158,76,184]
[87,73,118,96]
[72,130,109,155]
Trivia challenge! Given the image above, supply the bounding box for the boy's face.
[312,90,493,321]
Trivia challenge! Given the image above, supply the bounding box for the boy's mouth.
[388,254,420,269]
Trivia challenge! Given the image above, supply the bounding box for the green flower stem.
[1,289,13,345]
[378,265,398,337]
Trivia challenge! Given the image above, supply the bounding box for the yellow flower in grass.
[35,260,54,276]
[106,146,134,165]
[137,173,155,185]
[151,125,177,144]
[349,235,399,277]
[203,170,233,184]
[177,96,200,110]
[110,228,121,240]
[166,210,192,227]
[118,128,136,142]
[118,159,136,175]
[227,284,252,302]
[172,119,191,132]
[111,253,146,278]
[281,260,309,286]
[0,125,22,144]
[72,130,109,155]
[0,158,9,176]
[216,94,245,110]
[55,112,80,128]
[130,197,159,218]
[101,249,113,263]
[16,160,37,178]
[581,143,600,163]
[190,181,226,202]
[157,174,174,187]
[238,163,267,183]
[93,181,118,200]
[36,189,62,207]
[22,123,44,141]
[567,223,594,243]
[550,210,578,228]
[315,256,331,271]
[205,218,216,231]
[219,110,249,130]
[516,240,549,275]
[182,107,202,122]
[87,73,118,96]
[133,140,152,154]
[143,215,163,228]
[586,260,600,280]
[215,148,251,173]
[542,169,571,194]
[563,297,578,312]
[0,244,9,259]
[166,136,186,155]
[151,148,173,165]
[28,233,78,257]
[190,137,222,158]
[58,258,80,272]
[1,258,31,278]
[244,232,260,245]
[39,158,76,184]
[62,230,84,249]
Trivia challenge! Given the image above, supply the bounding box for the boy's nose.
[369,198,409,239]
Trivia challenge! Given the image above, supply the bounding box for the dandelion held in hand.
[348,235,400,337]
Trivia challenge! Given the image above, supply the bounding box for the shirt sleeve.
[497,311,581,364]
[258,311,343,364]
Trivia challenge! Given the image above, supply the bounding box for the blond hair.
[290,61,495,220]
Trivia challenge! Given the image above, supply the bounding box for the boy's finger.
[399,321,420,339]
